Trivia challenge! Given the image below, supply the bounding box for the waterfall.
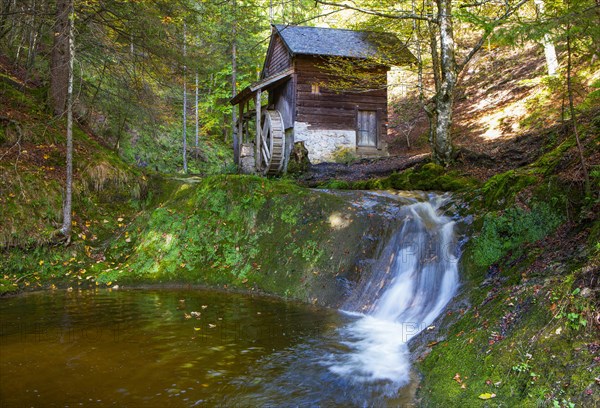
[328,193,460,387]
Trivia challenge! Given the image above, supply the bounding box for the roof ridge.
[273,24,386,35]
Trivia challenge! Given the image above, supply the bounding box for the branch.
[457,0,529,72]
[458,0,502,8]
[316,0,434,22]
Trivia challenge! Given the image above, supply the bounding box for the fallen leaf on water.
[208,324,216,328]
[201,305,208,309]
[184,313,191,319]
[194,327,201,331]
[478,393,496,400]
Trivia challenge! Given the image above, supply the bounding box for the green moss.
[319,163,478,192]
[481,170,538,209]
[86,175,398,304]
[471,202,563,269]
[419,268,598,407]
[318,180,352,190]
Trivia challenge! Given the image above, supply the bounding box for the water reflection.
[0,289,415,407]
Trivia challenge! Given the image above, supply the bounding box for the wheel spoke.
[259,110,285,175]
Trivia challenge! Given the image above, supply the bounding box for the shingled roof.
[273,24,415,64]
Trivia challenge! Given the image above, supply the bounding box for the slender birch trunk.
[60,0,74,241]
[182,23,188,173]
[431,0,457,165]
[534,0,559,76]
[195,70,199,156]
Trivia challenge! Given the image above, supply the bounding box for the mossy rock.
[95,175,403,306]
[480,170,538,209]
[327,162,479,192]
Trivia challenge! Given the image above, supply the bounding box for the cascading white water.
[328,193,460,387]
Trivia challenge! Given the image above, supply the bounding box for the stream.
[0,193,461,407]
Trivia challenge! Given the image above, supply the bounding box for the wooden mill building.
[231,24,415,175]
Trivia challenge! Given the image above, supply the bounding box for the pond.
[2,193,461,407]
[0,288,417,407]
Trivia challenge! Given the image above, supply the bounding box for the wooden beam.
[255,89,262,169]
[238,103,244,145]
[230,68,294,106]
[249,67,294,92]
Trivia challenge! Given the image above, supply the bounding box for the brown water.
[0,288,416,407]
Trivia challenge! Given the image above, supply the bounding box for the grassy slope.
[417,140,599,407]
[0,69,149,292]
[92,175,404,306]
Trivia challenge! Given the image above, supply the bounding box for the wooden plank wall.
[273,79,295,129]
[264,35,291,77]
[294,56,388,132]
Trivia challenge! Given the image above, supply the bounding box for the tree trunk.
[182,23,188,173]
[60,0,74,241]
[534,0,559,76]
[231,0,238,152]
[50,0,71,115]
[566,23,590,196]
[431,0,457,165]
[195,70,199,157]
[0,0,14,41]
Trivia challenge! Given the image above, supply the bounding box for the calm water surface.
[0,289,416,407]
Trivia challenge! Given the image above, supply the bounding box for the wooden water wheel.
[259,110,285,175]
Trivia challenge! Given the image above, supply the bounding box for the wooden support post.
[377,107,382,150]
[238,103,244,144]
[255,90,262,169]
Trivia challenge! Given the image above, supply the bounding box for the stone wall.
[239,143,256,174]
[293,121,356,163]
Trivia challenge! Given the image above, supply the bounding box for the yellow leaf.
[194,327,201,331]
[39,260,44,266]
[478,393,496,400]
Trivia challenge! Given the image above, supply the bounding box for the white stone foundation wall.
[293,121,356,163]
[239,143,256,174]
